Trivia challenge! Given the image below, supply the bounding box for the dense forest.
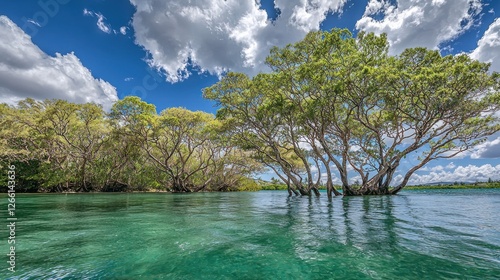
[0,97,262,192]
[1,29,499,196]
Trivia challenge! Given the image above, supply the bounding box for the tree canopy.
[0,97,262,192]
[204,28,500,197]
[2,28,498,196]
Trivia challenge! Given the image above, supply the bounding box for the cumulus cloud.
[470,18,500,72]
[446,133,497,162]
[421,163,457,172]
[431,165,444,172]
[393,163,500,185]
[356,0,483,54]
[0,16,118,110]
[470,137,500,159]
[83,9,112,34]
[129,0,347,83]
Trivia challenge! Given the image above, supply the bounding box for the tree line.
[1,28,499,196]
[0,97,262,192]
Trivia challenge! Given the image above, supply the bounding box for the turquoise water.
[1,189,499,279]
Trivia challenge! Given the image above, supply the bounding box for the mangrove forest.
[1,29,499,196]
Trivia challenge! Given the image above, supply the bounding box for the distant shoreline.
[403,183,500,190]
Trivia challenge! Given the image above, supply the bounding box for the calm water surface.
[1,189,499,279]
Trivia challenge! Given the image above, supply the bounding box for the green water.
[1,189,499,279]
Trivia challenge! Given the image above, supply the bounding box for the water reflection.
[269,191,499,279]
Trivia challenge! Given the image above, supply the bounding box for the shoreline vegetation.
[3,180,499,194]
[0,99,264,194]
[1,29,499,196]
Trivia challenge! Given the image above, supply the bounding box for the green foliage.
[2,29,499,196]
[259,183,288,191]
[0,97,261,192]
[0,160,40,192]
[205,28,500,196]
[232,177,261,191]
[404,181,500,190]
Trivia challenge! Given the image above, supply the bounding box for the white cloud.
[129,0,347,83]
[96,14,111,34]
[394,163,500,185]
[420,163,452,172]
[356,0,483,54]
[297,140,312,151]
[446,162,456,169]
[470,18,500,72]
[310,165,319,173]
[431,165,444,172]
[350,175,362,185]
[470,136,500,159]
[0,16,118,111]
[120,26,128,35]
[83,9,112,34]
[83,8,92,16]
[27,19,41,27]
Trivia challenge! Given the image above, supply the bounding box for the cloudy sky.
[0,0,499,185]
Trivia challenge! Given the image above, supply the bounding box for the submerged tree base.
[342,190,396,196]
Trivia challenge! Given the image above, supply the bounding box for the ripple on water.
[1,190,499,279]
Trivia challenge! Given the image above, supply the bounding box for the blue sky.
[1,0,499,184]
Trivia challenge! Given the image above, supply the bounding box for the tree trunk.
[326,179,341,198]
[172,176,185,192]
[343,184,393,196]
[287,184,299,196]
[342,184,357,196]
[311,187,320,197]
[298,188,310,196]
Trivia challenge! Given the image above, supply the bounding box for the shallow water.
[1,189,499,279]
